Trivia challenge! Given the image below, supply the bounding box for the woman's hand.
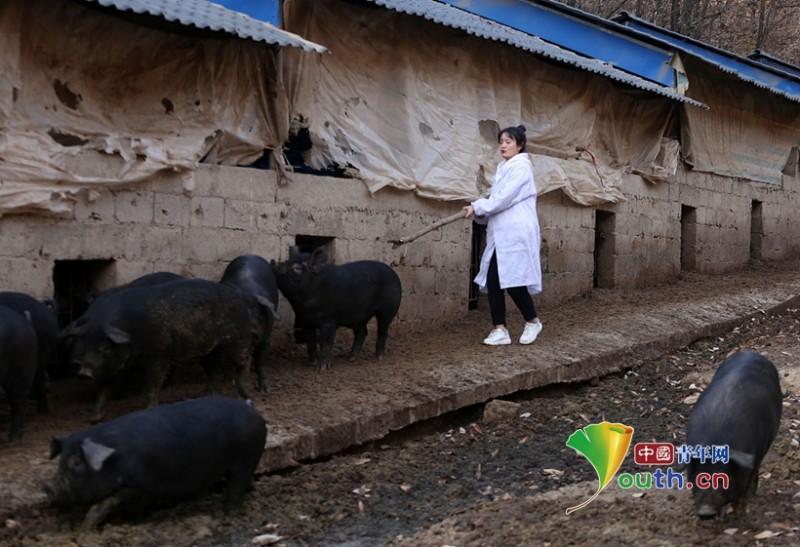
[463,205,475,219]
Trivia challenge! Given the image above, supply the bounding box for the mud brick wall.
[673,168,800,272]
[0,166,472,347]
[1,162,799,341]
[536,190,596,303]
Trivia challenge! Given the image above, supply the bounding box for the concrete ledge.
[253,261,800,474]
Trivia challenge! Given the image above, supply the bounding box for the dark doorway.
[295,235,336,261]
[750,200,763,262]
[680,205,697,272]
[468,221,486,310]
[594,211,615,289]
[52,259,115,328]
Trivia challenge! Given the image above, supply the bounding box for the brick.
[190,196,225,227]
[114,191,154,223]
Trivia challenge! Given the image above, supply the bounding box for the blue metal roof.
[371,0,706,108]
[437,0,678,87]
[212,0,280,26]
[85,0,326,52]
[438,0,800,104]
[749,50,800,81]
[613,12,800,103]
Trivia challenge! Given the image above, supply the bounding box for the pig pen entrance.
[680,205,697,272]
[593,210,615,289]
[468,221,486,310]
[52,259,115,329]
[750,200,763,262]
[294,235,336,260]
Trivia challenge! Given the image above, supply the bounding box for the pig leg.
[732,475,758,516]
[34,364,49,414]
[214,344,252,400]
[234,346,253,400]
[254,337,270,392]
[347,322,368,361]
[200,352,224,396]
[225,466,257,511]
[374,311,393,360]
[318,323,337,371]
[4,386,27,441]
[81,488,144,531]
[305,324,319,365]
[143,360,171,409]
[90,385,113,424]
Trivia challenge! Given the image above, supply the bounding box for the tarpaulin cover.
[281,0,680,205]
[680,58,800,185]
[0,0,290,215]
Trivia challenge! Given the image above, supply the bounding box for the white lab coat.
[472,153,542,294]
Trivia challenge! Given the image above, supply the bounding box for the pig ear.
[255,295,279,321]
[81,438,116,471]
[729,449,756,470]
[309,248,328,272]
[49,436,66,459]
[60,318,89,339]
[103,324,131,345]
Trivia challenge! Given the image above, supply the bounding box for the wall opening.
[468,221,486,310]
[593,210,615,289]
[782,146,798,176]
[52,259,115,328]
[750,200,763,262]
[680,205,697,272]
[294,235,336,261]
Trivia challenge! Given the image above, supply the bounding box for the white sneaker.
[483,328,511,346]
[519,321,543,345]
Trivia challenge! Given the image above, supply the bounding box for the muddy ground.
[1,261,800,546]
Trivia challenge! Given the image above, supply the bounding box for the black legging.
[486,252,537,326]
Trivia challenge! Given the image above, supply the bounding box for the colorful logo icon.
[633,442,674,465]
[565,421,634,514]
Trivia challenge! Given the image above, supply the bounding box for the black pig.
[60,278,255,422]
[275,247,315,349]
[273,247,402,370]
[0,305,39,440]
[45,396,266,530]
[89,272,184,306]
[221,255,279,391]
[0,291,59,413]
[59,272,184,376]
[685,350,782,518]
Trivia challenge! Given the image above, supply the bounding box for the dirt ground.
[1,260,800,546]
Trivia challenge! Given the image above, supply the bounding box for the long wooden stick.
[391,211,466,248]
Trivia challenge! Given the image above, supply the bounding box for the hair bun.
[517,125,526,133]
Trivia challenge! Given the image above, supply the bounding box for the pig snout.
[77,367,94,380]
[696,503,719,519]
[44,477,72,506]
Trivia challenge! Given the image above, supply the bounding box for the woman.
[463,125,542,346]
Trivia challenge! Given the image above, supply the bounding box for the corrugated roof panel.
[371,0,707,108]
[212,0,280,26]
[614,12,800,103]
[438,0,677,87]
[86,0,327,52]
[748,50,800,81]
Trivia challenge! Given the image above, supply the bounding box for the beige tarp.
[282,0,680,205]
[681,60,800,185]
[0,0,288,215]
